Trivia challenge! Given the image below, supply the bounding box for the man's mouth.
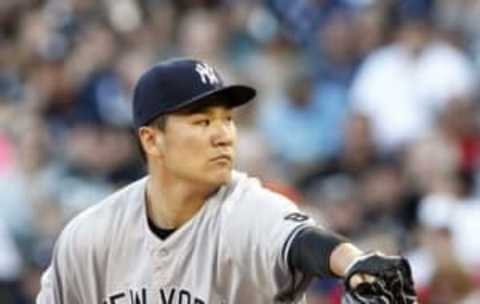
[210,154,232,163]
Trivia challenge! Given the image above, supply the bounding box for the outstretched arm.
[288,226,418,304]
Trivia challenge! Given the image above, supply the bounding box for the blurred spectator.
[350,0,477,153]
[0,218,22,282]
[0,115,61,252]
[258,67,347,181]
[0,127,15,174]
[0,218,22,304]
[409,220,480,303]
[72,48,150,128]
[303,174,364,240]
[55,120,143,219]
[418,192,480,270]
[438,97,480,176]
[426,262,480,304]
[360,162,406,228]
[267,0,348,46]
[177,9,238,84]
[435,0,480,67]
[310,8,359,86]
[352,2,389,58]
[299,113,379,188]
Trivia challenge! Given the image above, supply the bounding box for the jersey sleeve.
[222,179,317,301]
[37,224,82,304]
[36,208,104,304]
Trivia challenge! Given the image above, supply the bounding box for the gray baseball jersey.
[37,171,317,304]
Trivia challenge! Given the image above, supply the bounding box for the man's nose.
[211,121,234,147]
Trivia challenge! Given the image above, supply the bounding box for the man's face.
[160,103,237,188]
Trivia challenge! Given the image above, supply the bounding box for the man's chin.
[215,168,233,183]
[199,170,232,196]
[209,168,232,186]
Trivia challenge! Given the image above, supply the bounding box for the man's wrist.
[329,243,364,277]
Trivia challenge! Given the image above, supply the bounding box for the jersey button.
[157,249,168,258]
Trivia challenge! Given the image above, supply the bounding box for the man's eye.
[194,119,210,126]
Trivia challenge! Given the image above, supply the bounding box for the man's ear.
[138,127,165,158]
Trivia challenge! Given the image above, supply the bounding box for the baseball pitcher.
[37,59,417,304]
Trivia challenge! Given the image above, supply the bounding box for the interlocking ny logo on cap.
[195,63,220,85]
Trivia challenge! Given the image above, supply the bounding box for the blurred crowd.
[1,0,480,303]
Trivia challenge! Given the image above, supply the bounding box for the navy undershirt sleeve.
[288,226,348,278]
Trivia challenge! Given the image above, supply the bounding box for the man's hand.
[342,253,418,304]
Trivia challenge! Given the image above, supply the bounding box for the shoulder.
[67,176,147,229]
[221,171,302,217]
[218,172,314,266]
[54,177,148,259]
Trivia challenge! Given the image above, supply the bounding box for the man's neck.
[146,172,217,230]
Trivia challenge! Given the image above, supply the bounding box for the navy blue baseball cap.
[132,58,256,128]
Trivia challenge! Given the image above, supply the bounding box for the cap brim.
[164,85,256,114]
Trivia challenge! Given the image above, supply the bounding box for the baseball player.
[37,58,417,304]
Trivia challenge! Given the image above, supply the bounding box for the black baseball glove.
[342,253,417,304]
